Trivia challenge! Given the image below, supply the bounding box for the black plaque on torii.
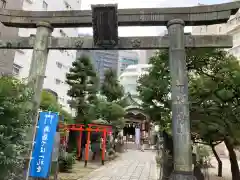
[92,4,118,47]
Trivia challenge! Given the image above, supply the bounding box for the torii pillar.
[168,19,194,180]
[28,22,53,128]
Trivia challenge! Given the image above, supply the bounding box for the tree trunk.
[224,138,240,180]
[161,131,174,180]
[162,154,173,180]
[211,145,222,177]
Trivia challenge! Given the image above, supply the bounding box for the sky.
[78,0,231,37]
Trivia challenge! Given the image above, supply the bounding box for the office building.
[13,0,81,112]
[77,49,119,83]
[118,50,139,75]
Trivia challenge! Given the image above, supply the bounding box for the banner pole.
[25,111,40,180]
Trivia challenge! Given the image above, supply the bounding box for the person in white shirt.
[135,125,141,150]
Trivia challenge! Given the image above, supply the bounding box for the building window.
[43,1,48,10]
[12,64,22,76]
[56,62,63,69]
[55,79,61,85]
[0,0,6,8]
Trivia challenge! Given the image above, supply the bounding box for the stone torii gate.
[0,1,239,180]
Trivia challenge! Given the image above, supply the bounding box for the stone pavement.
[81,150,159,180]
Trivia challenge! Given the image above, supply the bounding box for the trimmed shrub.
[59,153,76,172]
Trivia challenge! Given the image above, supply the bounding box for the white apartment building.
[119,64,151,96]
[13,0,81,113]
[192,8,240,58]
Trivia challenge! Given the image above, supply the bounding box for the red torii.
[59,123,112,166]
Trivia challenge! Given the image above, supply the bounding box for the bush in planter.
[196,145,212,168]
[59,152,76,172]
[108,148,116,160]
[108,148,115,155]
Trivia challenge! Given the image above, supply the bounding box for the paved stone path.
[81,150,159,180]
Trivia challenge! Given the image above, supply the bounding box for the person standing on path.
[135,125,141,150]
[141,131,144,151]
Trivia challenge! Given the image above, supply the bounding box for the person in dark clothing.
[123,126,127,136]
[79,131,87,160]
[193,163,204,180]
[90,132,101,160]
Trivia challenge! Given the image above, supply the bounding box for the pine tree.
[66,55,99,124]
[101,69,124,102]
[100,69,125,132]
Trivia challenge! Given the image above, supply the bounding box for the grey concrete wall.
[0,0,23,75]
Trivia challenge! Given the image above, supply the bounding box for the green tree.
[66,55,99,124]
[60,108,74,124]
[138,48,240,180]
[0,76,33,180]
[40,90,73,123]
[101,69,124,102]
[189,52,240,179]
[101,101,125,126]
[137,50,173,180]
[100,69,125,131]
[137,50,171,132]
[89,97,125,128]
[40,90,60,111]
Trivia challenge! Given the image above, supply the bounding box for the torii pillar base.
[170,171,197,180]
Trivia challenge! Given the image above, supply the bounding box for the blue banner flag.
[29,111,59,178]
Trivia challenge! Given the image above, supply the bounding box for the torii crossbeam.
[0,2,239,27]
[0,35,232,50]
[0,2,239,180]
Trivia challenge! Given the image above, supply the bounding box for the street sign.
[29,111,59,178]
